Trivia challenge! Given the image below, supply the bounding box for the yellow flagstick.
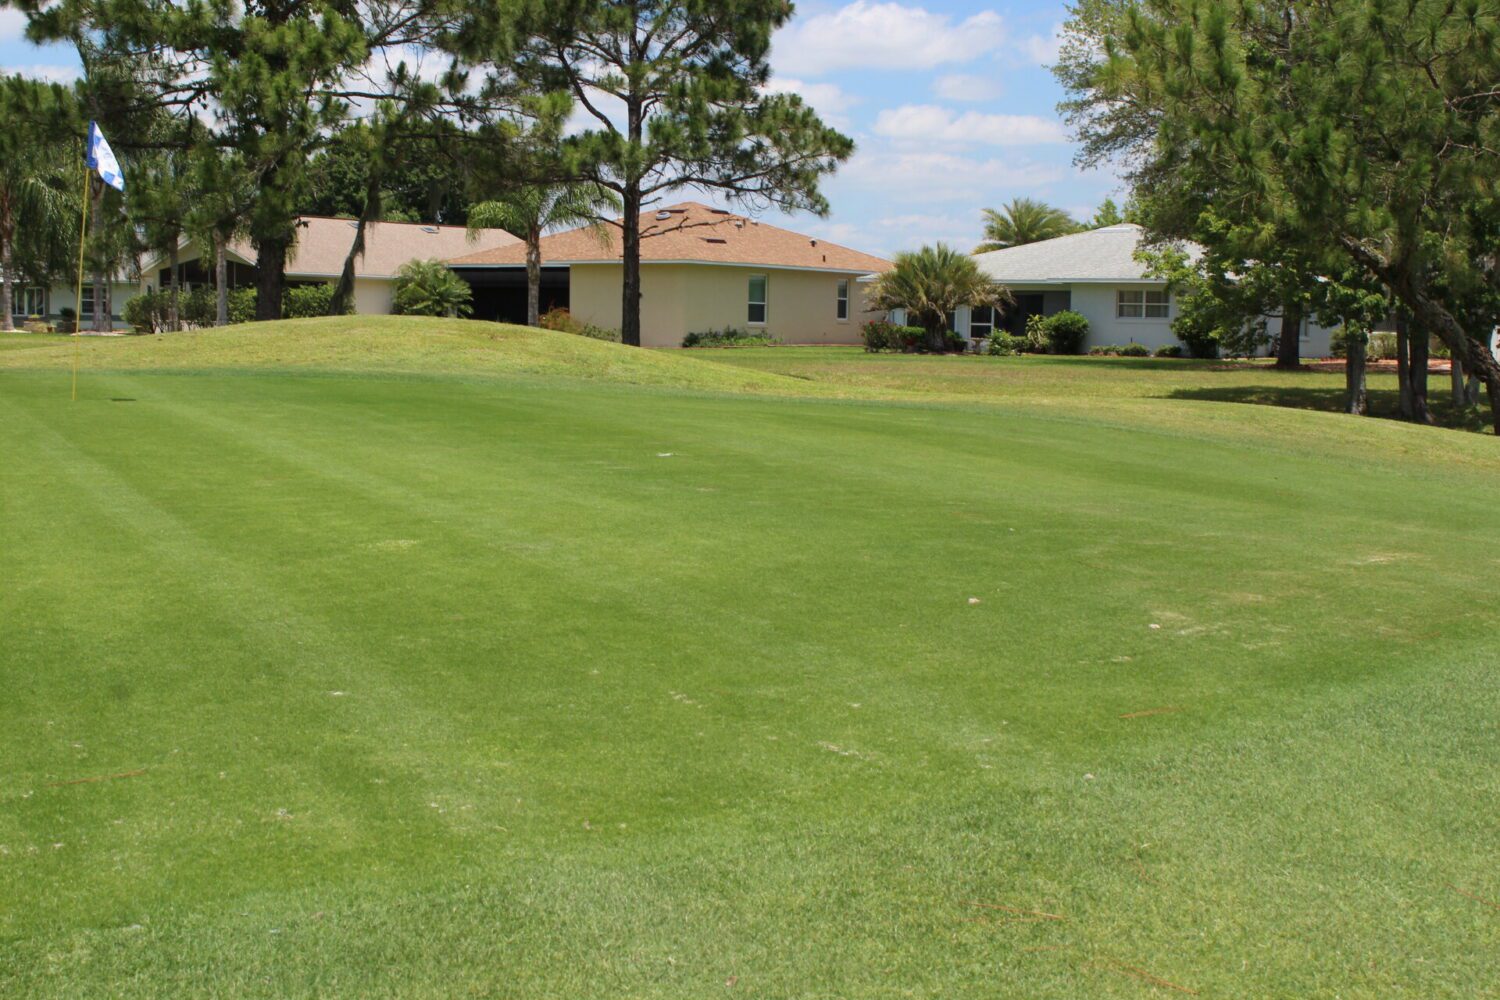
[72,154,90,401]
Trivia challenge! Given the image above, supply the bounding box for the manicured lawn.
[2,320,1497,997]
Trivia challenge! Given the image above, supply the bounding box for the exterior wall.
[353,277,395,315]
[569,262,877,348]
[28,281,140,330]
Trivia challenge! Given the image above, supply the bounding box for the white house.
[954,224,1339,356]
[10,273,141,332]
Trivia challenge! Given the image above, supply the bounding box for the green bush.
[1041,310,1089,354]
[986,334,1029,356]
[284,283,342,319]
[1153,344,1183,357]
[1023,313,1049,352]
[228,287,256,324]
[182,287,217,327]
[682,326,778,348]
[1088,344,1120,356]
[123,290,169,334]
[1119,342,1151,357]
[861,320,895,352]
[393,259,473,317]
[1365,331,1397,361]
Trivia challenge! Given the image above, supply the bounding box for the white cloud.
[1,10,26,43]
[1021,24,1065,66]
[838,149,1065,202]
[0,63,79,83]
[872,104,1068,146]
[762,77,858,115]
[773,1,1005,76]
[932,73,1003,102]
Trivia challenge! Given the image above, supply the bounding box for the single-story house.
[10,273,141,332]
[446,201,892,347]
[143,216,520,315]
[955,223,1340,356]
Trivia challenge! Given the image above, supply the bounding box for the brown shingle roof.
[211,217,520,279]
[446,201,891,274]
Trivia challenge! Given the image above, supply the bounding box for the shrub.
[891,325,926,352]
[1088,344,1120,356]
[986,334,1029,356]
[1365,331,1397,361]
[393,259,473,317]
[124,290,169,334]
[1119,342,1151,357]
[1153,344,1183,357]
[535,307,621,342]
[682,326,778,348]
[1041,310,1089,354]
[58,307,76,333]
[182,287,217,327]
[228,287,257,324]
[1023,313,1049,352]
[284,283,343,319]
[861,319,895,352]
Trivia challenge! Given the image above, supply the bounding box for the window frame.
[747,274,768,326]
[1117,289,1170,320]
[15,287,47,318]
[969,304,994,340]
[835,278,849,321]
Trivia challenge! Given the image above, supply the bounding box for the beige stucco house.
[447,202,892,347]
[143,217,520,315]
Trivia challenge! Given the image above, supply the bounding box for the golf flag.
[85,121,125,192]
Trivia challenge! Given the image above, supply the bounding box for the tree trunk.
[254,234,290,322]
[1345,333,1367,415]
[1464,374,1481,409]
[167,245,180,333]
[619,187,642,347]
[1274,303,1302,368]
[1450,353,1466,409]
[0,228,15,333]
[1408,322,1432,424]
[215,235,229,326]
[526,226,541,327]
[1395,312,1412,419]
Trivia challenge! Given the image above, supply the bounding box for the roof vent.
[703,237,728,244]
[655,211,672,220]
[710,208,731,215]
[347,221,359,228]
[734,220,744,228]
[810,239,817,247]
[421,226,439,234]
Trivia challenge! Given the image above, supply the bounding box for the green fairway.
[2,320,1497,997]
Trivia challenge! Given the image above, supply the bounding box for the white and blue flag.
[85,121,125,193]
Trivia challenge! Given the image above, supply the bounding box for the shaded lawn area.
[2,356,1498,998]
[710,347,1496,434]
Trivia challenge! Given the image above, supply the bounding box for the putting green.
[1,322,1497,998]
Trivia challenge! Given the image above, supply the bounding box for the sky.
[0,0,1123,258]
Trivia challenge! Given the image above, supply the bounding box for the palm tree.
[0,80,77,331]
[869,243,1011,351]
[974,198,1080,253]
[468,182,619,327]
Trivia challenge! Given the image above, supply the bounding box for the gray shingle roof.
[972,224,1200,284]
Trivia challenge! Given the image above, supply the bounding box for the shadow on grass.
[1164,384,1494,433]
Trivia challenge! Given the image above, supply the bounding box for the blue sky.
[1,1,1121,257]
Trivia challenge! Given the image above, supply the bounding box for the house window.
[970,305,994,339]
[1117,289,1170,319]
[836,278,849,320]
[15,287,47,317]
[80,285,112,320]
[748,274,767,325]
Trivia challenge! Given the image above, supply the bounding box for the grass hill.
[0,316,812,395]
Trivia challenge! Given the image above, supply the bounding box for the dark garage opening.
[452,266,570,325]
